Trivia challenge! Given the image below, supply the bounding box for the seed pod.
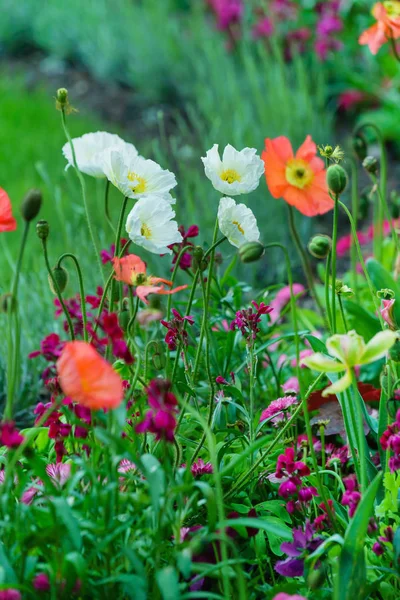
[362,155,378,175]
[238,241,265,263]
[48,266,69,294]
[308,234,332,259]
[327,164,348,195]
[21,189,42,222]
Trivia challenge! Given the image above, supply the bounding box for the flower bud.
[119,309,130,332]
[55,88,69,112]
[377,288,395,300]
[36,220,49,240]
[0,293,16,314]
[48,266,69,294]
[21,189,42,222]
[336,283,354,298]
[352,133,367,161]
[308,234,332,259]
[327,164,348,195]
[362,155,378,175]
[238,241,265,263]
[192,245,208,272]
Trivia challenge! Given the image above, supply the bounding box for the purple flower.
[191,458,213,477]
[342,475,361,517]
[136,379,178,442]
[230,301,273,343]
[0,422,24,448]
[259,396,298,426]
[275,522,323,578]
[161,309,194,351]
[33,573,51,591]
[0,590,22,600]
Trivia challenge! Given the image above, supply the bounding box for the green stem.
[389,34,400,63]
[370,173,400,257]
[110,196,129,310]
[351,369,367,494]
[41,238,75,341]
[325,251,332,333]
[331,195,339,333]
[287,206,325,322]
[5,221,30,421]
[60,107,104,283]
[350,160,359,298]
[338,296,348,332]
[104,179,116,234]
[127,296,140,337]
[56,253,88,342]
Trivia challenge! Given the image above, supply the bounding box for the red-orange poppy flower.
[112,254,187,305]
[0,188,17,232]
[57,341,124,410]
[262,135,334,217]
[359,2,400,55]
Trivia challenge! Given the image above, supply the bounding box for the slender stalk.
[287,206,325,321]
[41,238,75,341]
[351,369,367,493]
[350,160,359,298]
[325,251,332,333]
[331,195,339,333]
[369,173,400,257]
[56,253,88,342]
[338,296,348,332]
[127,296,140,337]
[60,107,104,282]
[104,179,116,234]
[5,221,30,420]
[110,196,129,310]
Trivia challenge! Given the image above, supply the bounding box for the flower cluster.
[161,309,194,351]
[274,447,317,513]
[380,409,400,472]
[230,301,273,343]
[136,379,179,442]
[168,224,199,271]
[259,396,298,426]
[372,526,395,556]
[342,475,361,518]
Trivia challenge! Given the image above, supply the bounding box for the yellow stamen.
[140,223,152,239]
[127,171,147,193]
[232,220,244,235]
[285,159,314,190]
[220,169,241,184]
[384,1,400,16]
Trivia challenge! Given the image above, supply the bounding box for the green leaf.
[304,334,327,354]
[50,497,82,551]
[218,517,292,540]
[156,567,181,600]
[334,472,382,600]
[194,481,217,532]
[344,301,380,341]
[139,454,165,515]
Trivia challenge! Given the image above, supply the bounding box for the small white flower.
[217,197,260,248]
[202,144,264,195]
[125,196,182,254]
[62,131,138,178]
[102,148,176,201]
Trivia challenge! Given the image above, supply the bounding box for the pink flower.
[338,90,368,111]
[208,0,243,31]
[282,376,300,394]
[269,284,305,325]
[161,309,194,351]
[118,459,137,474]
[272,595,307,600]
[230,301,273,342]
[293,349,313,368]
[33,573,50,591]
[253,17,274,38]
[259,396,298,426]
[190,458,213,477]
[342,475,361,517]
[381,299,397,330]
[46,463,71,487]
[0,422,24,448]
[0,590,22,600]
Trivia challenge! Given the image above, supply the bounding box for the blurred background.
[1,0,400,412]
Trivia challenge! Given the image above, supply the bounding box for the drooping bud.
[362,155,378,175]
[48,266,69,294]
[326,164,348,195]
[380,298,397,330]
[21,189,42,222]
[55,88,69,111]
[336,283,354,298]
[308,234,332,259]
[0,293,16,314]
[352,133,368,161]
[192,245,208,271]
[36,220,49,240]
[238,241,265,263]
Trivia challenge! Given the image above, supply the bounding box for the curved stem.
[56,253,88,342]
[287,206,325,322]
[60,108,104,283]
[41,238,75,341]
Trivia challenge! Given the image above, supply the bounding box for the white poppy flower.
[102,148,176,201]
[202,144,264,195]
[125,196,182,254]
[62,131,138,178]
[217,197,260,248]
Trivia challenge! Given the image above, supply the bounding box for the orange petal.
[262,137,293,198]
[282,186,318,217]
[0,188,17,233]
[295,135,317,162]
[112,254,146,284]
[157,284,188,296]
[149,276,173,286]
[136,285,163,304]
[359,23,386,54]
[307,172,335,215]
[57,341,124,410]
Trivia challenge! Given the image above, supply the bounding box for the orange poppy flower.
[359,2,400,55]
[57,341,124,410]
[112,254,187,305]
[0,188,17,232]
[262,135,334,217]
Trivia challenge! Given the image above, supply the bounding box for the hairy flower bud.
[36,220,49,240]
[327,164,348,195]
[192,245,208,271]
[352,133,368,161]
[238,241,265,263]
[308,234,332,259]
[377,288,395,300]
[21,189,42,222]
[48,266,69,294]
[362,155,378,175]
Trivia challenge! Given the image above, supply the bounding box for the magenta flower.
[0,590,22,600]
[269,284,305,325]
[161,309,194,351]
[191,458,213,477]
[253,17,274,38]
[168,224,199,271]
[342,475,361,517]
[282,376,300,394]
[136,379,178,442]
[230,301,273,343]
[46,463,71,487]
[208,0,243,31]
[102,312,134,364]
[33,573,51,591]
[259,396,298,426]
[100,238,129,264]
[0,422,24,448]
[380,410,400,473]
[273,594,307,600]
